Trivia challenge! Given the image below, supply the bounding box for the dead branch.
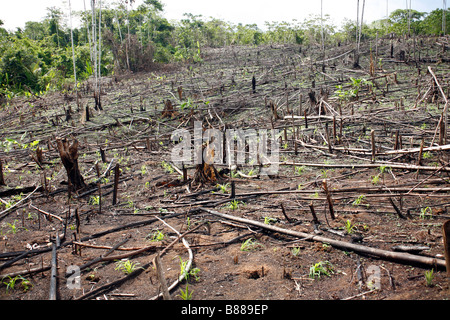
[199,207,447,270]
[0,186,40,222]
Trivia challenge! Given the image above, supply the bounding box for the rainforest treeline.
[0,0,448,98]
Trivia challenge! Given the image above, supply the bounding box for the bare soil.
[0,36,449,301]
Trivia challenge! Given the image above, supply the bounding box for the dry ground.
[0,36,450,301]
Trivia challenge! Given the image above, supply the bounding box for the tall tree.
[68,0,78,107]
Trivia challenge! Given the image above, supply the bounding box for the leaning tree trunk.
[56,139,86,192]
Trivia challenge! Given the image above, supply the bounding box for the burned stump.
[56,138,86,192]
[162,100,178,118]
[192,142,222,185]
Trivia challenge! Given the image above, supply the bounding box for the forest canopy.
[0,1,448,99]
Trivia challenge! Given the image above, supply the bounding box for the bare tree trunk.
[68,0,79,108]
[83,0,93,64]
[97,0,103,110]
[443,0,447,36]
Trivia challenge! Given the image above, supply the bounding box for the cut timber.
[382,144,450,155]
[199,207,447,270]
[56,139,86,192]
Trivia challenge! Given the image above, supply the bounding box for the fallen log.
[199,207,446,270]
[281,161,450,172]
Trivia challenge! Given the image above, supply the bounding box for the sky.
[0,0,447,32]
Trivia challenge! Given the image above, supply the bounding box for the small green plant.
[352,194,366,206]
[372,165,390,185]
[1,138,40,153]
[147,230,165,242]
[425,269,434,287]
[419,207,432,220]
[2,275,32,293]
[264,217,277,225]
[422,151,432,159]
[5,220,27,234]
[227,199,243,210]
[309,261,334,280]
[140,165,148,175]
[179,257,201,282]
[295,166,306,175]
[89,195,100,206]
[371,174,380,185]
[178,283,193,300]
[240,238,264,251]
[320,169,329,179]
[344,220,356,234]
[161,161,175,174]
[115,259,142,275]
[291,247,301,257]
[180,98,196,110]
[215,183,230,194]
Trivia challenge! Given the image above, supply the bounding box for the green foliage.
[147,230,165,242]
[114,259,142,275]
[2,275,32,293]
[344,220,356,234]
[178,283,193,300]
[226,199,243,211]
[240,238,264,251]
[309,261,334,279]
[425,269,434,287]
[419,206,432,220]
[0,4,448,97]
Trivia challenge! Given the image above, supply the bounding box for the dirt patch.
[1,37,450,301]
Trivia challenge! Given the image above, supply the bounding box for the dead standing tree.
[56,139,87,192]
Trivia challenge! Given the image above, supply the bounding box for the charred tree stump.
[162,100,177,118]
[193,142,222,185]
[56,139,86,192]
[443,220,450,277]
[94,91,103,111]
[0,159,5,186]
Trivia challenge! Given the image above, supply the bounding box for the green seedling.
[214,183,230,194]
[420,207,432,220]
[161,161,175,174]
[115,259,142,275]
[147,230,165,242]
[89,195,100,206]
[5,220,27,234]
[2,275,32,293]
[178,284,193,300]
[264,217,277,225]
[425,269,434,287]
[179,257,200,282]
[344,220,356,234]
[352,195,365,206]
[227,199,243,210]
[309,261,334,280]
[240,238,264,251]
[295,166,306,175]
[291,247,301,257]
